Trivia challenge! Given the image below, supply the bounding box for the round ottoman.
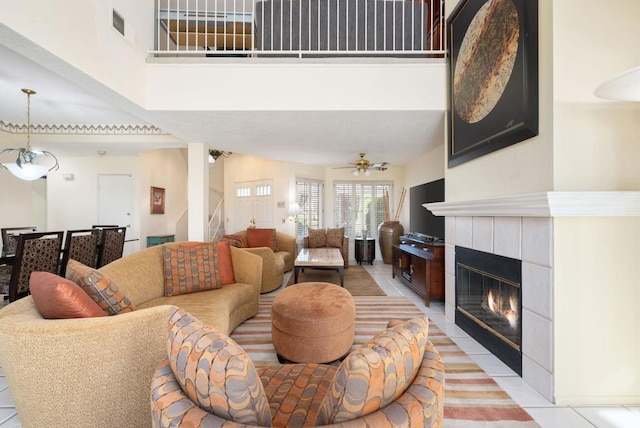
[271,282,356,363]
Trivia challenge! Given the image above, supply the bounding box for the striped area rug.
[231,295,539,427]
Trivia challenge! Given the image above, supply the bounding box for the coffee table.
[294,247,344,287]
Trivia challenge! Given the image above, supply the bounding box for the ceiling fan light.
[352,169,359,176]
[364,169,371,176]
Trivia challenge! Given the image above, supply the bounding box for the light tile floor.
[1,261,639,427]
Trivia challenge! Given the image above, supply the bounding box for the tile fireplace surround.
[425,191,640,403]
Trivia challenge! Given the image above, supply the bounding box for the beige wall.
[401,142,446,228]
[553,0,640,191]
[554,216,640,404]
[139,148,189,244]
[550,0,640,405]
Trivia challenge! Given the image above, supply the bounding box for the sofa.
[230,229,297,293]
[151,309,445,427]
[303,228,349,268]
[0,242,263,428]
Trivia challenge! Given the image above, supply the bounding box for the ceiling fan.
[335,153,389,176]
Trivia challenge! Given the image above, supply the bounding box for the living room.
[0,0,639,427]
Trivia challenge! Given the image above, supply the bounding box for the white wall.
[46,154,141,253]
[0,0,153,106]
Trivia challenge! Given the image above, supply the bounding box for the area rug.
[286,265,386,296]
[231,296,539,427]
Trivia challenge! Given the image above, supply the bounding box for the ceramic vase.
[378,221,404,264]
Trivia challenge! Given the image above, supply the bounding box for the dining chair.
[8,231,64,302]
[1,226,37,255]
[0,265,10,300]
[96,227,127,268]
[59,229,101,277]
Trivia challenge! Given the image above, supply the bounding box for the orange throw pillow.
[30,272,107,319]
[216,240,235,285]
[246,228,278,252]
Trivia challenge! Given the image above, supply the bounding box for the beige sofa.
[233,229,297,293]
[0,243,263,428]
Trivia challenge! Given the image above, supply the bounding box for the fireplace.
[455,246,522,375]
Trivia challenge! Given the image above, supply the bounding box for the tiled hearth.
[426,191,640,404]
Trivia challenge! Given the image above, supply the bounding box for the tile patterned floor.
[0,261,639,427]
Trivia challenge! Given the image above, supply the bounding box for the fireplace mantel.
[424,191,640,218]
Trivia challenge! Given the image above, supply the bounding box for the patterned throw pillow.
[246,228,278,252]
[166,307,271,426]
[326,228,345,248]
[65,259,135,315]
[307,228,327,248]
[163,243,222,296]
[222,234,246,248]
[316,316,429,425]
[30,271,107,319]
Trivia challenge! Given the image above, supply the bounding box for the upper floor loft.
[152,0,445,59]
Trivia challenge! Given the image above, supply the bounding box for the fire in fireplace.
[455,246,522,375]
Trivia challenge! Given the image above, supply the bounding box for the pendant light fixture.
[0,89,59,180]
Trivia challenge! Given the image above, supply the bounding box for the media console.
[391,234,445,307]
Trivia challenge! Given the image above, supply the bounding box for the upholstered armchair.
[228,229,297,293]
[151,308,444,428]
[303,228,349,268]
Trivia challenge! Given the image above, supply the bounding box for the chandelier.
[208,149,232,163]
[0,89,59,181]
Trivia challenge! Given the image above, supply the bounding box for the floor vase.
[378,221,404,264]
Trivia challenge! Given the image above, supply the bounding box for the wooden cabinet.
[354,238,375,265]
[391,236,444,306]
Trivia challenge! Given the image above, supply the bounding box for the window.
[334,182,393,239]
[295,178,323,239]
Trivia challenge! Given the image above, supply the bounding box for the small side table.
[354,238,376,265]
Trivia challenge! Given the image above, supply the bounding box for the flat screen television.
[409,179,445,241]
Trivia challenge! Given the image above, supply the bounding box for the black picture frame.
[447,0,538,168]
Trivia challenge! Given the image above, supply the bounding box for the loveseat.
[230,229,297,293]
[151,309,445,427]
[0,242,263,428]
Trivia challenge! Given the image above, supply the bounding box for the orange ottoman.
[271,282,356,363]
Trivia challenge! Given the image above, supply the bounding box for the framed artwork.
[447,0,538,168]
[150,186,165,214]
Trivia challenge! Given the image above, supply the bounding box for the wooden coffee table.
[294,248,344,287]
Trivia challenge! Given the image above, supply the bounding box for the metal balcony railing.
[153,0,444,58]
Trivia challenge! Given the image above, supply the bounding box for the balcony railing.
[153,0,444,58]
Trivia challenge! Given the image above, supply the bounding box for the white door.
[97,174,137,255]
